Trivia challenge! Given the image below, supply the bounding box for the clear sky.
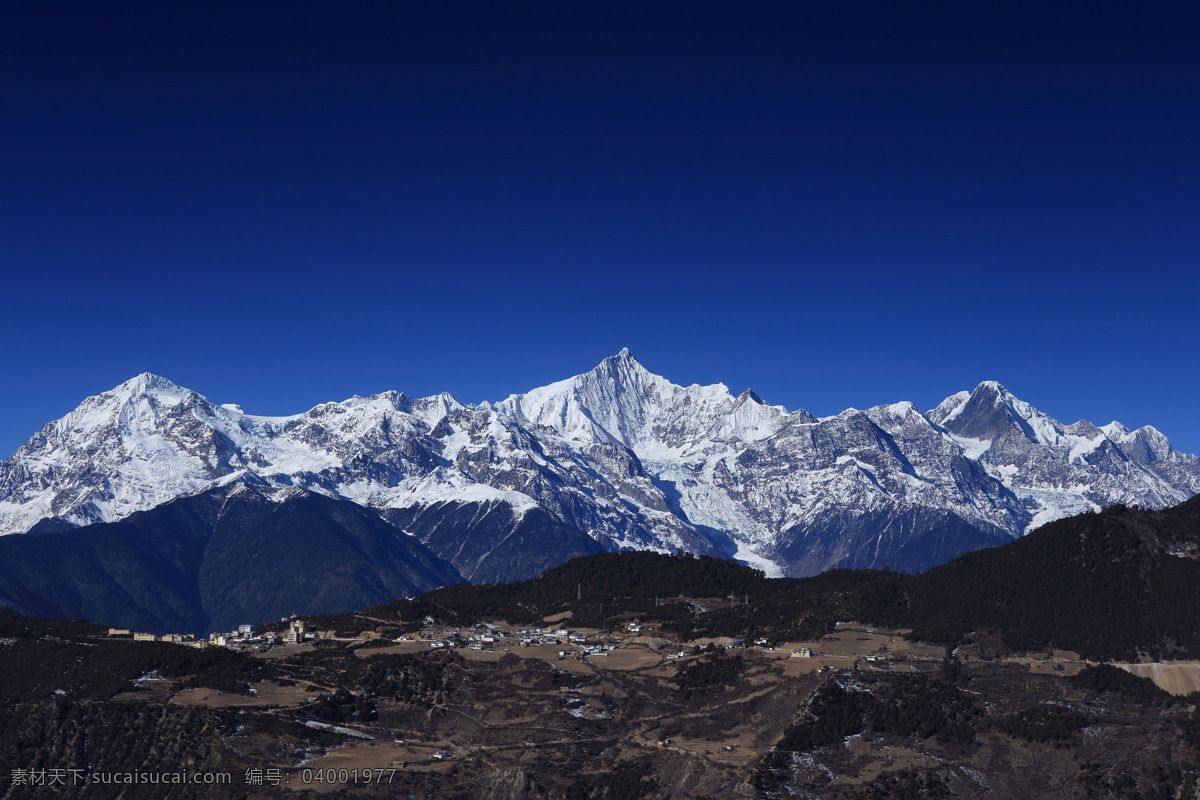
[2,2,1198,458]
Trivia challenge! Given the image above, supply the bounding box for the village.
[89,611,1200,797]
[105,609,1200,700]
[141,616,963,782]
[105,611,969,678]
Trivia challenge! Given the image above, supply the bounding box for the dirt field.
[1115,661,1200,695]
[351,640,431,657]
[254,643,308,659]
[587,645,662,670]
[172,680,319,707]
[159,620,1200,799]
[993,650,1200,694]
[746,625,945,678]
[351,637,673,675]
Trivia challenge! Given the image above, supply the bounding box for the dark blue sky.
[2,2,1198,457]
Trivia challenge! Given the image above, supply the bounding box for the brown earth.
[92,623,1200,799]
[172,680,320,708]
[1116,661,1200,696]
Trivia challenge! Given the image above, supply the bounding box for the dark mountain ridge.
[895,495,1200,660]
[0,482,462,635]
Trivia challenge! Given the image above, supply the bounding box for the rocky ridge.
[1,350,1197,579]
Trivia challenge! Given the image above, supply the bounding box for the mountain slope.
[1,351,1197,581]
[379,500,608,583]
[895,494,1200,660]
[0,482,462,634]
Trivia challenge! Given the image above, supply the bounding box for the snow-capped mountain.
[2,350,1197,579]
[927,380,1200,530]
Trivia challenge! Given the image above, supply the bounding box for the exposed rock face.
[2,351,1197,580]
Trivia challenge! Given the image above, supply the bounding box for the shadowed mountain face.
[1,353,1197,583]
[380,501,608,584]
[933,381,1034,441]
[0,482,462,634]
[775,506,1011,576]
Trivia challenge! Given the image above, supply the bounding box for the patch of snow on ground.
[947,435,992,460]
[988,463,1019,479]
[730,543,784,577]
[1067,434,1106,463]
[303,721,373,739]
[384,481,539,517]
[1016,488,1100,533]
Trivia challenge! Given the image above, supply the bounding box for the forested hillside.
[402,497,1200,661]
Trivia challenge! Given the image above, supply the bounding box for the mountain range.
[1,350,1197,603]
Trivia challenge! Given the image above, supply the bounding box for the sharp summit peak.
[115,372,186,394]
[604,347,639,363]
[972,380,1012,395]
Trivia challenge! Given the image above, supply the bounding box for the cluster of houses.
[107,619,316,649]
[415,622,618,656]
[107,615,907,665]
[104,616,907,676]
[107,628,206,646]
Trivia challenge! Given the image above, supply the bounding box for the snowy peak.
[870,400,922,422]
[117,371,188,396]
[606,346,640,370]
[926,391,970,427]
[409,391,463,427]
[1109,424,1175,464]
[1101,421,1130,439]
[499,350,706,443]
[93,371,191,412]
[929,383,1149,461]
[1097,420,1175,461]
[930,381,1060,446]
[48,373,202,446]
[496,350,790,455]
